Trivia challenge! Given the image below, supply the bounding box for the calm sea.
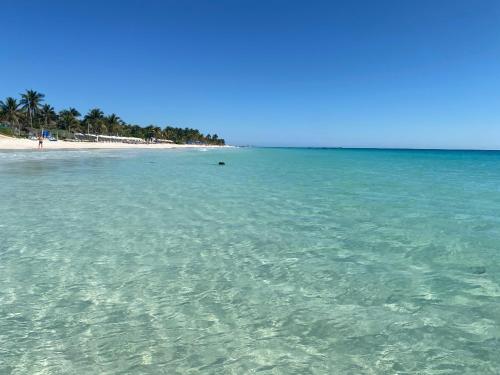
[1,148,500,374]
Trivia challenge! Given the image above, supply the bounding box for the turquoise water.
[1,147,500,374]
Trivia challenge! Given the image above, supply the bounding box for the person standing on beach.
[38,134,43,149]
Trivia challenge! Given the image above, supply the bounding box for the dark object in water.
[469,266,486,275]
[218,162,225,165]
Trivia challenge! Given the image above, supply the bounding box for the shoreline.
[0,135,228,151]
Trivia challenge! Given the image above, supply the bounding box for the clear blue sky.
[2,0,500,148]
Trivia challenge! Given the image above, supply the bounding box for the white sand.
[0,135,226,150]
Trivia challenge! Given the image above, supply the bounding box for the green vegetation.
[0,124,14,137]
[0,90,225,145]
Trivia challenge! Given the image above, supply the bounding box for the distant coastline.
[1,89,226,147]
[0,134,229,151]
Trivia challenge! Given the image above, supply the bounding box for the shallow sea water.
[1,147,500,374]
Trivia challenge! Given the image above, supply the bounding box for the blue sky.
[2,0,500,148]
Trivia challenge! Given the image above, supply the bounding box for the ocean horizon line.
[239,145,500,152]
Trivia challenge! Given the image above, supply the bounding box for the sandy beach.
[0,135,226,150]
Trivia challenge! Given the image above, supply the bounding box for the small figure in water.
[218,161,225,165]
[38,134,43,149]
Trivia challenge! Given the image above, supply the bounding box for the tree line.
[0,90,225,145]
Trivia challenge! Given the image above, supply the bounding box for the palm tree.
[0,97,23,135]
[39,104,57,130]
[95,121,108,135]
[68,107,81,118]
[20,89,45,129]
[83,108,104,134]
[105,113,123,135]
[58,109,80,134]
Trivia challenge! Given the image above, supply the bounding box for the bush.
[0,126,14,137]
